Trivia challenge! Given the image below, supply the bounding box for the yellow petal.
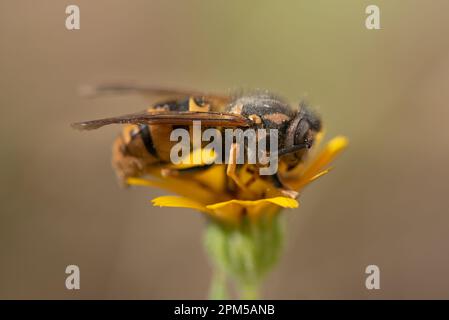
[308,168,331,182]
[151,195,242,224]
[151,195,212,214]
[305,136,348,176]
[207,196,298,210]
[127,176,223,204]
[151,195,298,224]
[127,147,225,199]
[206,196,298,222]
[290,136,348,190]
[312,129,325,151]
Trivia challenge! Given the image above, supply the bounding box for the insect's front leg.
[226,143,257,195]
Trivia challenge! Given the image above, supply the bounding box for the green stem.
[239,281,260,300]
[209,267,228,300]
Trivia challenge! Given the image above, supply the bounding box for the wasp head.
[279,103,322,166]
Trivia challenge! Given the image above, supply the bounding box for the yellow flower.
[127,134,348,224]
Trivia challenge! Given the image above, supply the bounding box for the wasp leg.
[272,173,299,199]
[226,143,256,194]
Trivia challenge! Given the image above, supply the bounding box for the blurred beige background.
[1,0,449,299]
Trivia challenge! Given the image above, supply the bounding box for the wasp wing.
[79,84,230,107]
[71,110,251,131]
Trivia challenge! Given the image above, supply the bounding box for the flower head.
[127,134,348,224]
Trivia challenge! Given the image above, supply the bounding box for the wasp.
[72,85,321,198]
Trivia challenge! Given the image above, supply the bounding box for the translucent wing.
[79,83,230,108]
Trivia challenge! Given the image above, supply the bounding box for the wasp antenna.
[272,143,309,157]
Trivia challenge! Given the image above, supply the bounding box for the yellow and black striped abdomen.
[112,96,218,182]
